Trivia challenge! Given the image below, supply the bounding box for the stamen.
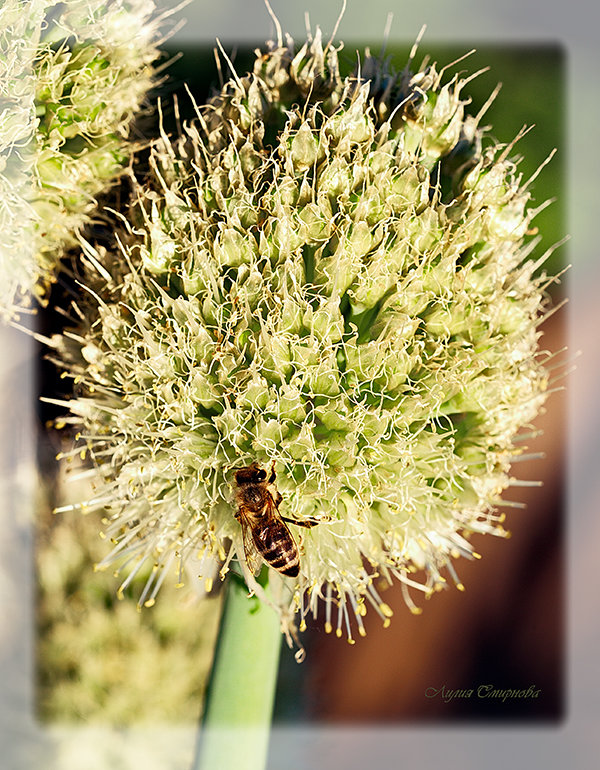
[116,554,147,599]
[400,580,422,615]
[335,594,344,638]
[142,555,175,608]
[348,593,366,637]
[325,583,333,633]
[445,560,465,591]
[364,584,394,627]
[340,596,355,644]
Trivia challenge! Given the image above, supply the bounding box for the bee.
[233,461,318,578]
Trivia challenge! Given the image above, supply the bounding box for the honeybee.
[233,461,318,577]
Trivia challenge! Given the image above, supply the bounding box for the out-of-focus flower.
[37,492,221,723]
[52,29,557,650]
[0,0,164,316]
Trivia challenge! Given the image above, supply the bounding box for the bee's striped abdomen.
[253,519,300,577]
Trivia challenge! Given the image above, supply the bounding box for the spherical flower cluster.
[0,0,163,316]
[54,30,553,647]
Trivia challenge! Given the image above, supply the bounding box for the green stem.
[193,574,282,770]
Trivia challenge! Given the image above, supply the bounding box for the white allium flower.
[52,30,556,650]
[0,0,164,316]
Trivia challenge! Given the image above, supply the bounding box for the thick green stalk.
[194,574,282,770]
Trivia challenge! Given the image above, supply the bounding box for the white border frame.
[2,1,598,767]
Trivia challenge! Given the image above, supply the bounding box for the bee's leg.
[268,460,276,484]
[281,516,320,529]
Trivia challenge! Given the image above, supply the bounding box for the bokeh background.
[2,1,598,768]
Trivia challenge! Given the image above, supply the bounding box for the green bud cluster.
[54,30,554,644]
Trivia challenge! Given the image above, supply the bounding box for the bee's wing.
[238,508,264,576]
